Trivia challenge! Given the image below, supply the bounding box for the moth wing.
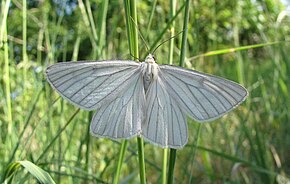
[142,77,188,149]
[159,64,248,122]
[45,60,141,110]
[90,73,146,139]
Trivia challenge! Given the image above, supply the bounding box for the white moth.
[45,54,248,149]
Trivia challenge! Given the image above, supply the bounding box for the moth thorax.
[145,54,155,64]
[143,62,158,92]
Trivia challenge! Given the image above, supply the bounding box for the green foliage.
[0,0,289,183]
[2,160,55,184]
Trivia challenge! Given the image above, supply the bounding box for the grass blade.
[36,109,80,162]
[2,160,55,184]
[179,0,190,67]
[1,0,12,136]
[150,2,185,53]
[167,149,176,184]
[189,41,283,60]
[162,148,168,184]
[114,141,128,184]
[188,123,202,183]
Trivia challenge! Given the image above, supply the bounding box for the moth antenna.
[152,30,184,55]
[130,53,141,62]
[130,16,150,55]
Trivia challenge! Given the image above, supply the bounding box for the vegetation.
[0,0,289,183]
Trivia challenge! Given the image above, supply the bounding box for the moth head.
[145,54,156,64]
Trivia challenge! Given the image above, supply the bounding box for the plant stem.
[23,0,28,88]
[169,0,176,65]
[189,123,202,183]
[97,0,108,59]
[179,0,190,67]
[150,2,185,52]
[2,0,12,136]
[2,2,12,172]
[114,140,127,184]
[167,149,176,184]
[8,88,43,163]
[162,148,168,184]
[36,109,80,163]
[146,0,157,36]
[137,137,146,184]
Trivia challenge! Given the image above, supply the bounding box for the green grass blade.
[72,34,81,61]
[78,0,98,58]
[114,141,128,184]
[167,149,176,184]
[19,161,56,184]
[0,0,11,46]
[96,0,108,59]
[8,88,43,164]
[162,148,168,184]
[189,41,283,60]
[130,0,139,58]
[168,0,176,65]
[146,0,157,36]
[150,2,185,53]
[195,145,281,177]
[85,0,98,46]
[188,123,202,183]
[2,0,12,136]
[22,0,28,88]
[124,0,133,55]
[2,161,55,184]
[84,0,98,59]
[1,162,21,183]
[1,2,13,170]
[179,0,190,67]
[36,109,80,162]
[137,137,146,184]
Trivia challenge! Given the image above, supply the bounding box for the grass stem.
[137,137,146,184]
[189,123,202,183]
[167,149,176,184]
[114,140,127,184]
[162,148,168,184]
[2,0,12,136]
[168,0,176,65]
[179,0,190,67]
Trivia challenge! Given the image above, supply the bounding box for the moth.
[45,54,248,149]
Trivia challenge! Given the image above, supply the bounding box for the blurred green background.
[0,0,289,183]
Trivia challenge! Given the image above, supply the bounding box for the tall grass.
[1,0,12,175]
[0,0,289,183]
